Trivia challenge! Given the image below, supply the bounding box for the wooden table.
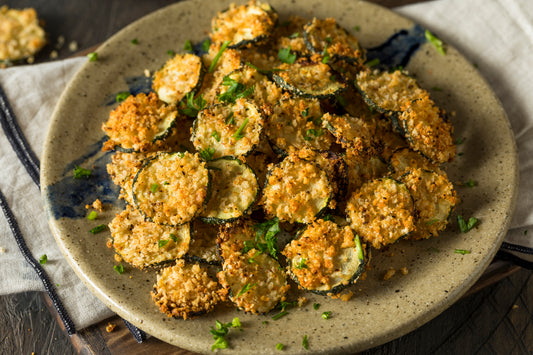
[1,0,532,354]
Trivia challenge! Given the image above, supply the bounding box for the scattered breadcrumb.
[0,247,6,254]
[399,267,408,275]
[55,35,65,49]
[329,291,353,301]
[144,68,150,77]
[512,304,519,310]
[68,40,78,52]
[86,198,103,212]
[105,322,117,333]
[114,254,122,262]
[297,296,308,307]
[383,268,396,280]
[49,50,58,59]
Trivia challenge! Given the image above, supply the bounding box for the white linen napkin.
[0,0,531,334]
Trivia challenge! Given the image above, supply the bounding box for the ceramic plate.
[41,0,518,353]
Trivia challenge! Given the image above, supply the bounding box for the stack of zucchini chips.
[102,0,458,320]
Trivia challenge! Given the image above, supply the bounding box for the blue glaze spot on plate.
[45,139,123,220]
[366,24,426,70]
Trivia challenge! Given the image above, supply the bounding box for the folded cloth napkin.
[0,0,531,340]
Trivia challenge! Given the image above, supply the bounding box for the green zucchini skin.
[282,219,367,295]
[199,156,259,224]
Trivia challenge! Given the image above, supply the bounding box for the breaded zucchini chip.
[192,98,264,158]
[346,177,415,249]
[152,259,226,319]
[282,219,366,294]
[110,206,190,269]
[262,155,333,223]
[210,0,278,48]
[217,250,289,314]
[102,92,177,152]
[132,152,210,225]
[0,6,46,62]
[152,53,205,105]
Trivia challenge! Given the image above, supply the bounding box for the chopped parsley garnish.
[114,264,124,274]
[302,335,309,350]
[313,303,320,310]
[244,217,281,259]
[276,343,284,350]
[150,183,159,193]
[115,91,130,102]
[183,39,193,52]
[289,32,300,38]
[170,233,178,242]
[179,92,207,117]
[87,52,98,61]
[209,40,231,73]
[272,310,288,320]
[301,107,309,117]
[354,25,360,31]
[73,166,92,179]
[199,147,215,161]
[321,44,330,64]
[294,258,308,269]
[425,30,445,55]
[304,128,324,141]
[454,248,471,255]
[425,218,439,225]
[158,239,169,248]
[202,39,211,52]
[211,130,221,142]
[457,215,478,233]
[465,179,477,187]
[272,300,297,320]
[39,254,48,265]
[321,311,332,320]
[210,318,241,351]
[87,211,98,221]
[366,58,380,67]
[225,112,235,125]
[90,224,107,234]
[455,137,465,145]
[131,38,138,45]
[232,118,249,140]
[278,47,296,64]
[237,283,256,298]
[167,49,176,56]
[218,76,255,103]
[245,61,286,74]
[325,36,332,44]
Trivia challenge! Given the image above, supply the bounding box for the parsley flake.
[276,343,284,350]
[218,76,255,103]
[313,303,320,310]
[183,39,193,52]
[115,91,130,103]
[304,128,324,141]
[225,112,235,125]
[457,215,478,233]
[366,58,380,67]
[87,211,98,221]
[301,107,309,117]
[131,38,138,45]
[73,166,92,179]
[158,239,169,248]
[210,318,241,351]
[302,335,309,350]
[454,248,471,255]
[167,49,176,56]
[39,254,48,265]
[90,224,107,234]
[278,47,296,64]
[114,264,124,274]
[321,44,330,64]
[199,147,215,161]
[150,183,159,193]
[425,29,446,55]
[202,39,211,52]
[211,131,221,142]
[465,179,477,187]
[289,32,300,39]
[87,52,98,61]
[209,40,231,73]
[294,258,308,269]
[232,118,249,140]
[237,283,256,298]
[321,311,332,320]
[179,92,206,117]
[170,233,178,243]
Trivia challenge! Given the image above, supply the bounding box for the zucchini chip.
[399,95,456,163]
[152,53,205,105]
[185,220,220,265]
[102,92,177,153]
[399,168,458,240]
[192,98,264,158]
[296,148,348,210]
[303,17,365,64]
[268,15,309,55]
[110,206,190,269]
[282,219,366,294]
[152,259,226,319]
[210,1,278,48]
[217,250,289,314]
[346,178,415,249]
[216,219,256,263]
[265,97,333,154]
[272,55,346,99]
[322,112,378,156]
[200,157,259,224]
[106,151,151,206]
[262,155,333,223]
[217,66,283,109]
[198,47,242,104]
[132,152,210,225]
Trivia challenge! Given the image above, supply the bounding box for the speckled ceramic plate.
[41,0,518,353]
